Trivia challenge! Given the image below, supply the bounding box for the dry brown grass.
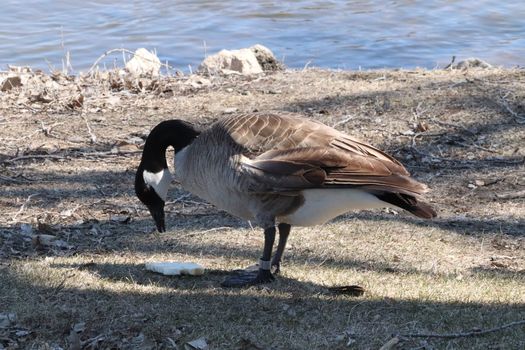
[1,66,524,349]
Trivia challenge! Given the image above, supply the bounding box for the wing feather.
[216,113,426,196]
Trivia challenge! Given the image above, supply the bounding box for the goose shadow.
[2,263,524,350]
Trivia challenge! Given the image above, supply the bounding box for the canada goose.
[135,112,436,287]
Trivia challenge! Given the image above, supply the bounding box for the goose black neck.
[140,119,200,173]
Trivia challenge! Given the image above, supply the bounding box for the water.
[0,0,524,72]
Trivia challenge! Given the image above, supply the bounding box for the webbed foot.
[221,263,274,288]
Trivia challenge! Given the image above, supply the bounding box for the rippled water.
[0,0,524,72]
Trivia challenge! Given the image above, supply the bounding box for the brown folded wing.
[219,113,427,196]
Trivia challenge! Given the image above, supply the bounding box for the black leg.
[221,226,276,288]
[271,223,291,274]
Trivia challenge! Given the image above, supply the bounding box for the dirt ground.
[0,66,524,349]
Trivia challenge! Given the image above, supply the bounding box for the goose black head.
[135,119,200,232]
[135,166,170,232]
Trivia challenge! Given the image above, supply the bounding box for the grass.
[0,66,524,349]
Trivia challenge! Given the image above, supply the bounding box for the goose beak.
[148,204,166,233]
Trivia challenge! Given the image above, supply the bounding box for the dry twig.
[3,154,67,164]
[398,319,525,339]
[12,194,39,222]
[498,92,525,124]
[81,115,98,144]
[0,174,27,183]
[332,115,355,128]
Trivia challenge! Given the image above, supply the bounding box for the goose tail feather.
[374,192,437,219]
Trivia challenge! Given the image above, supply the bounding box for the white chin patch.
[143,168,172,201]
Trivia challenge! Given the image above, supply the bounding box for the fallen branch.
[429,117,476,136]
[0,174,28,183]
[409,147,524,168]
[2,149,142,164]
[3,154,67,164]
[495,190,525,199]
[452,140,499,154]
[398,319,525,339]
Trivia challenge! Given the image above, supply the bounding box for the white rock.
[125,48,161,77]
[145,261,205,276]
[199,48,263,75]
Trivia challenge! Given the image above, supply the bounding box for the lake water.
[1,0,524,72]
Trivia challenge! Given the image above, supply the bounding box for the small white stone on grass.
[145,262,204,276]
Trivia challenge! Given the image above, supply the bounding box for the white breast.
[278,188,391,226]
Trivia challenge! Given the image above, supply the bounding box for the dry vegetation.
[0,65,524,349]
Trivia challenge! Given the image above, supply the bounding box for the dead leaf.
[30,91,53,103]
[34,142,60,154]
[379,337,399,350]
[474,179,485,187]
[328,285,365,297]
[416,121,429,132]
[31,234,57,248]
[185,337,208,350]
[110,215,131,224]
[117,143,140,153]
[68,94,84,109]
[37,221,56,234]
[32,234,73,249]
[490,260,509,268]
[237,338,263,350]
